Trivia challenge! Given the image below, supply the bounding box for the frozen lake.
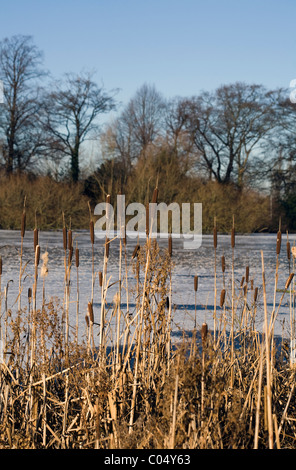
[0,229,295,342]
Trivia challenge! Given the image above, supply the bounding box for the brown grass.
[0,173,89,230]
[0,193,296,450]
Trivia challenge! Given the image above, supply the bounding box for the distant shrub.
[0,173,90,230]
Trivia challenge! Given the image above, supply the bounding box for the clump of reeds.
[2,192,296,450]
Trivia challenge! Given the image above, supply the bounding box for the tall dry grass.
[0,173,90,230]
[0,189,296,449]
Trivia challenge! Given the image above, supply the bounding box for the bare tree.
[43,72,117,182]
[0,35,46,173]
[125,83,165,152]
[100,83,166,169]
[164,96,196,171]
[185,82,279,187]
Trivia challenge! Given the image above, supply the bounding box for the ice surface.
[0,229,295,341]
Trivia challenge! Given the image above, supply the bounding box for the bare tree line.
[0,34,295,200]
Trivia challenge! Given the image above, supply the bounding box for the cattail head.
[75,248,79,268]
[166,296,170,309]
[194,275,198,292]
[292,246,296,259]
[99,271,103,287]
[21,210,26,238]
[88,302,94,324]
[28,287,32,303]
[287,241,291,260]
[63,226,67,251]
[90,220,94,245]
[245,266,249,283]
[276,230,281,255]
[231,227,235,249]
[285,273,294,290]
[213,226,217,249]
[221,255,225,273]
[68,229,72,249]
[240,276,245,288]
[254,287,258,303]
[132,243,140,259]
[85,315,89,327]
[35,244,40,266]
[152,187,158,204]
[220,289,226,308]
[201,322,208,347]
[34,228,38,252]
[168,235,172,257]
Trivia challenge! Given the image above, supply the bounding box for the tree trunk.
[6,135,14,174]
[71,145,79,182]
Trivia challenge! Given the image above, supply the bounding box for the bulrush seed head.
[285,273,294,290]
[152,187,158,204]
[231,227,235,249]
[21,210,26,238]
[35,245,40,266]
[132,243,140,259]
[63,227,67,251]
[194,275,198,292]
[276,231,281,255]
[287,241,291,260]
[168,235,172,257]
[213,226,217,249]
[220,289,226,308]
[201,322,208,346]
[88,302,94,324]
[34,228,38,251]
[254,287,258,302]
[245,266,249,283]
[90,220,94,245]
[68,229,72,249]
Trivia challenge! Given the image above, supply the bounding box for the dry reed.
[1,194,296,450]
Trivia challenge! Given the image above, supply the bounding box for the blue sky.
[1,0,295,110]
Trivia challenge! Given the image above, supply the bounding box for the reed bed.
[0,194,296,449]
